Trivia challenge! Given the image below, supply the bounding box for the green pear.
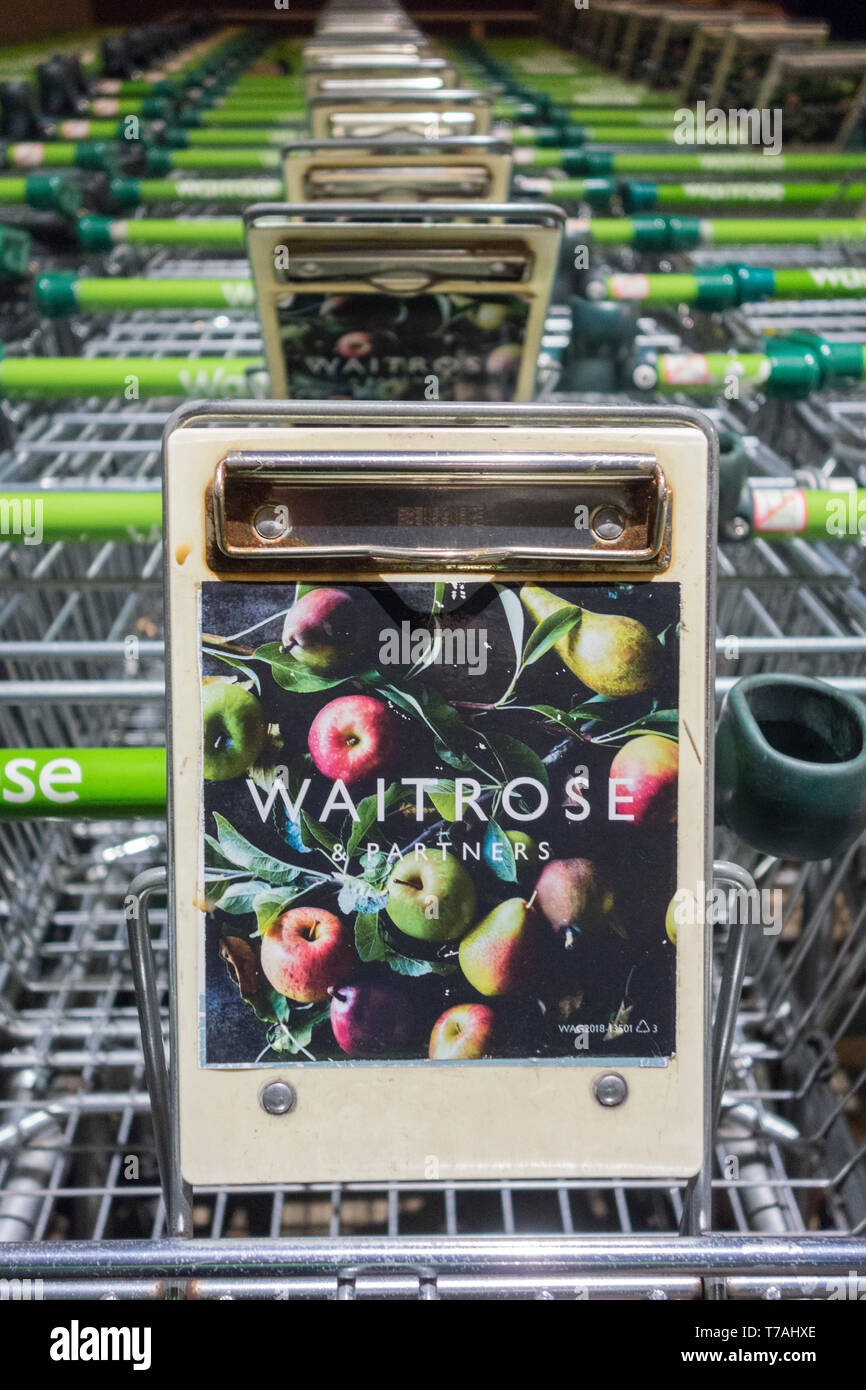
[385,853,476,943]
[459,897,542,996]
[519,584,660,697]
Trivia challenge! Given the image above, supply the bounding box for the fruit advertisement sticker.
[275,292,530,402]
[199,579,680,1068]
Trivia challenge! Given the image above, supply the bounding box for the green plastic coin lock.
[716,675,866,861]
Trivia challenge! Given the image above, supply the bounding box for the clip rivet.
[260,1081,297,1116]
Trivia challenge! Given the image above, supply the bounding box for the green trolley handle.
[34,273,256,316]
[0,490,162,541]
[0,355,264,399]
[0,748,165,819]
[635,336,866,399]
[587,265,866,311]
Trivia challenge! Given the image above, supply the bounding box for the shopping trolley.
[2,9,866,1303]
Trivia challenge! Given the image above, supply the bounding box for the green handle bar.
[106,175,284,210]
[589,265,866,310]
[524,149,866,176]
[0,490,162,541]
[526,176,866,211]
[34,273,256,316]
[71,213,866,257]
[0,356,263,399]
[1,478,864,547]
[0,748,165,819]
[637,339,866,398]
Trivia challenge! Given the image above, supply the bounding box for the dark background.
[15,4,866,46]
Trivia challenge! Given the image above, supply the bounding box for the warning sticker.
[752,488,808,533]
[659,354,710,386]
[608,274,651,301]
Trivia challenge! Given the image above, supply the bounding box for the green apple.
[458,897,542,996]
[384,853,476,944]
[202,681,268,781]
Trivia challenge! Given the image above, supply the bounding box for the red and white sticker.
[91,98,120,117]
[752,489,808,534]
[659,354,711,386]
[11,143,44,167]
[94,80,121,95]
[608,273,650,301]
[58,121,90,139]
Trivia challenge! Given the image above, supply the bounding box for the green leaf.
[202,649,262,694]
[300,810,340,854]
[645,709,680,723]
[337,876,389,915]
[355,911,387,963]
[569,695,615,721]
[531,704,575,727]
[266,998,331,1056]
[496,585,525,667]
[428,778,459,821]
[209,813,300,884]
[483,821,517,882]
[214,880,263,915]
[434,737,475,772]
[347,782,400,856]
[360,848,390,883]
[522,607,582,667]
[483,732,549,790]
[256,641,352,694]
[252,886,296,935]
[383,951,441,978]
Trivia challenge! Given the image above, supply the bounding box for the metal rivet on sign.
[591,505,626,542]
[253,504,290,541]
[260,1081,297,1116]
[594,1072,628,1107]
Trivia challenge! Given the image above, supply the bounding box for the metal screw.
[632,362,657,390]
[724,515,750,541]
[253,505,290,541]
[260,1081,297,1116]
[594,1072,628,1107]
[591,505,626,542]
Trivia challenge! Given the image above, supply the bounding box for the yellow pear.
[519,584,660,697]
[458,898,542,996]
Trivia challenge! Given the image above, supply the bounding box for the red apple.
[280,587,371,676]
[308,694,398,785]
[608,733,678,826]
[335,331,373,359]
[260,906,354,1003]
[428,1003,496,1060]
[330,980,415,1057]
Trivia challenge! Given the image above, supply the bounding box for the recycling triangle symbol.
[636,1019,650,1034]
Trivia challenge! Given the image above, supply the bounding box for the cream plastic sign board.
[163,401,715,1185]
